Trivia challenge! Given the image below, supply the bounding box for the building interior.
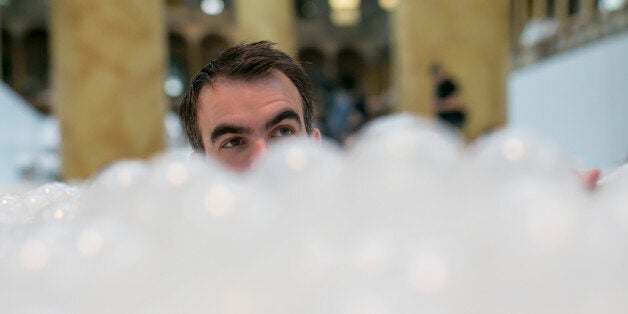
[1,0,627,182]
[3,2,628,311]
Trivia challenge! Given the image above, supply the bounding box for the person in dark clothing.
[430,63,466,130]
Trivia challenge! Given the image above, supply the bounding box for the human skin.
[196,70,321,171]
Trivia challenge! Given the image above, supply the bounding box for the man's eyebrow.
[265,109,302,130]
[210,125,252,144]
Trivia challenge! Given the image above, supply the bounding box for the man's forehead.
[197,71,305,124]
[200,73,289,98]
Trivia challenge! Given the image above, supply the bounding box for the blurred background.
[1,0,627,187]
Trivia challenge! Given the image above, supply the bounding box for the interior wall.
[508,30,628,169]
[0,82,43,184]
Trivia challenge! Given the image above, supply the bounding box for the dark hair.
[179,41,314,153]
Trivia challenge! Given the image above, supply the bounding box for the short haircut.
[179,41,314,153]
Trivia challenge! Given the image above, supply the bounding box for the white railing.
[512,0,628,68]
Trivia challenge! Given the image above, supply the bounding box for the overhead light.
[378,0,399,11]
[200,0,224,16]
[329,0,360,10]
[598,0,626,12]
[331,8,360,26]
[329,0,360,26]
[164,76,184,97]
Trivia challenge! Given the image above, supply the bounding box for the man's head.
[179,41,320,170]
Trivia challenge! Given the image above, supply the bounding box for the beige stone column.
[532,0,548,18]
[52,0,166,179]
[555,0,571,48]
[391,0,510,138]
[556,0,570,24]
[578,0,597,40]
[580,0,595,19]
[233,0,296,56]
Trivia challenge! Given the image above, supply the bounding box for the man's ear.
[310,128,321,144]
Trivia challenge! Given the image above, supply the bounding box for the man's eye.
[222,137,245,148]
[272,126,294,138]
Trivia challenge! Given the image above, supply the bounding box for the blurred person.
[354,96,370,128]
[323,75,373,146]
[178,41,321,171]
[430,63,467,131]
[348,87,371,134]
[323,76,355,145]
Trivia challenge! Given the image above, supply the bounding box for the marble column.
[580,0,596,20]
[233,0,297,56]
[532,0,548,18]
[391,0,510,138]
[556,0,571,48]
[52,0,166,179]
[577,0,598,41]
[556,0,570,23]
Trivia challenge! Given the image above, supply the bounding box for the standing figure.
[324,76,356,145]
[430,63,466,131]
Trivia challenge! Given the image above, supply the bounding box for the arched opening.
[24,28,50,114]
[568,0,580,16]
[1,29,13,85]
[336,46,364,87]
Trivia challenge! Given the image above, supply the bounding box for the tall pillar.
[578,0,597,40]
[556,0,570,24]
[52,0,166,179]
[233,0,296,56]
[556,0,571,48]
[580,0,595,20]
[391,0,510,138]
[532,0,548,18]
